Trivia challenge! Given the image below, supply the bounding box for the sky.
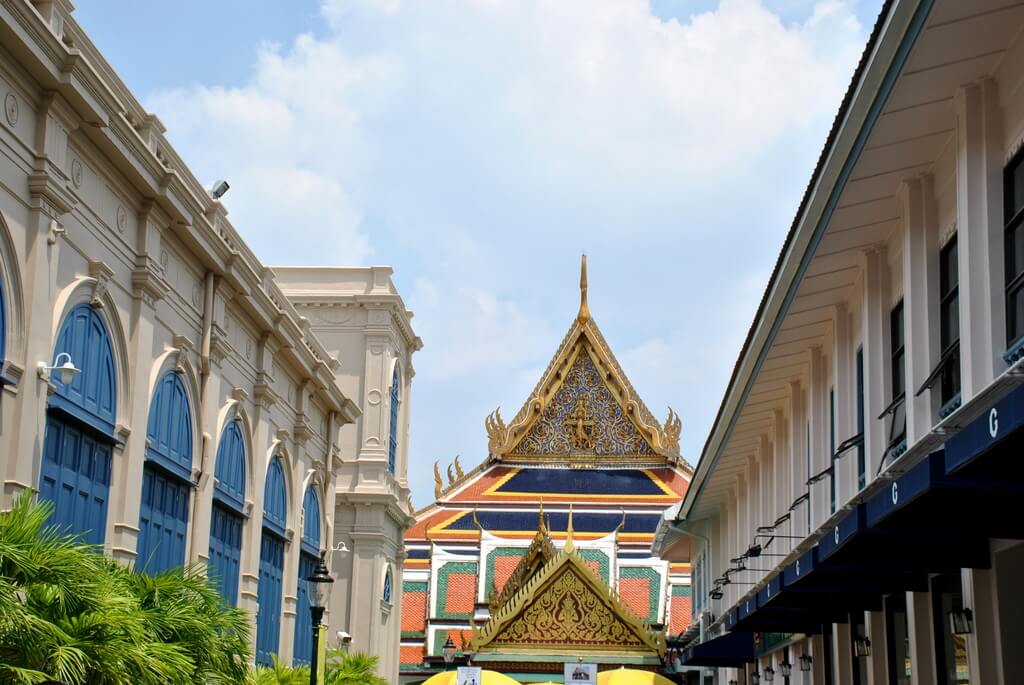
[74,0,883,507]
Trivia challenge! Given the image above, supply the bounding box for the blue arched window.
[209,419,247,605]
[388,365,400,474]
[39,304,117,546]
[256,456,288,666]
[293,486,322,665]
[137,371,193,573]
[383,566,393,604]
[0,262,6,366]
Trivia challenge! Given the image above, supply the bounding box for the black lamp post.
[307,551,334,685]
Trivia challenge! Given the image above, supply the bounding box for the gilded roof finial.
[565,503,575,554]
[537,498,546,533]
[577,254,590,324]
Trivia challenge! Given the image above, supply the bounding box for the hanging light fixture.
[37,352,80,385]
[853,636,872,657]
[780,660,792,677]
[750,670,760,685]
[799,654,813,672]
[764,665,775,681]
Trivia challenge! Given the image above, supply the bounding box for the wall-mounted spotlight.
[209,179,230,199]
[949,608,974,635]
[37,352,80,385]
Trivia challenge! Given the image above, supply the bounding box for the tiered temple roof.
[400,258,693,681]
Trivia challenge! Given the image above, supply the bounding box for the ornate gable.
[471,544,664,657]
[485,256,682,463]
[487,508,558,612]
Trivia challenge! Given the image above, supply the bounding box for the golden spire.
[537,498,546,533]
[565,504,575,554]
[577,254,590,324]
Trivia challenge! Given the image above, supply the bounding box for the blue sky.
[75,0,881,507]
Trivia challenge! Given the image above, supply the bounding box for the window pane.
[941,239,959,295]
[1011,286,1024,345]
[1010,156,1024,218]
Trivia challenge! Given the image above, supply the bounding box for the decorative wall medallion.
[367,389,382,406]
[192,283,202,307]
[71,159,83,188]
[116,205,127,233]
[159,249,169,268]
[4,93,18,126]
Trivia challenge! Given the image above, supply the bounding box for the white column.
[866,609,888,685]
[956,78,1005,397]
[962,567,1003,685]
[906,589,936,685]
[901,175,941,442]
[863,248,889,482]
[808,345,829,528]
[832,303,853,510]
[834,622,854,685]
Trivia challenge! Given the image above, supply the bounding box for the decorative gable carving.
[471,548,664,657]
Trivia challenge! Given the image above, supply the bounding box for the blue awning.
[680,631,755,667]
[946,383,1024,479]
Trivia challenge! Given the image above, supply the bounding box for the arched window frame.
[387,364,401,474]
[209,413,249,606]
[383,565,393,605]
[256,454,288,666]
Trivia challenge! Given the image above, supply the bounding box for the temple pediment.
[471,541,664,657]
[485,256,682,464]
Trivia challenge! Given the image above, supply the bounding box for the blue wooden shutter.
[294,487,322,664]
[383,566,392,603]
[40,304,116,543]
[137,372,193,573]
[210,420,247,604]
[256,457,288,666]
[388,366,400,474]
[0,263,6,363]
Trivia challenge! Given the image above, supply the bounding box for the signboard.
[564,663,598,684]
[456,666,483,685]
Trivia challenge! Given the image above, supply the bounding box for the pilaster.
[955,79,1005,397]
[862,247,888,481]
[901,175,940,443]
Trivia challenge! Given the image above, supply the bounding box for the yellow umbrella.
[596,667,676,685]
[419,670,522,685]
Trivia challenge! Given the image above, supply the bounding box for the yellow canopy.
[419,671,522,685]
[597,668,676,685]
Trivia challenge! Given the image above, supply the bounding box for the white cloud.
[147,0,868,505]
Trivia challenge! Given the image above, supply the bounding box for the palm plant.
[251,654,310,685]
[0,492,251,684]
[323,649,387,685]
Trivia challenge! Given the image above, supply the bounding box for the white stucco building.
[0,1,417,680]
[656,0,1024,683]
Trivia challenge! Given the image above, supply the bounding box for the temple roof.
[484,256,683,465]
[470,515,664,659]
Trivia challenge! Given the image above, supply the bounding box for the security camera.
[209,180,230,199]
[337,631,352,644]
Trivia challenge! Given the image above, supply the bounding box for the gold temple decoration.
[484,257,688,465]
[564,505,575,554]
[578,253,591,324]
[433,461,443,498]
[447,463,456,487]
[471,540,664,657]
[563,396,596,450]
[454,455,465,479]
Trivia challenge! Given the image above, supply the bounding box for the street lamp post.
[307,551,335,685]
[442,637,457,671]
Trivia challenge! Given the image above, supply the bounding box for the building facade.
[400,260,694,683]
[0,1,417,677]
[655,0,1024,683]
[276,266,422,682]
